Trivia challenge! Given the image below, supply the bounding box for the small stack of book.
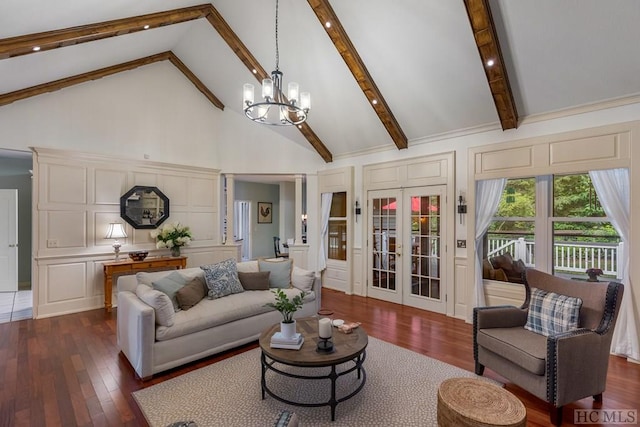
[270,332,304,350]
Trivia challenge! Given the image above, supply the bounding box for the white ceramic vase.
[280,320,297,339]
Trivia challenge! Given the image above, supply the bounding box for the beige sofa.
[117,260,320,379]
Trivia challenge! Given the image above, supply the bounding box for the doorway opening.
[0,149,33,323]
[234,200,251,261]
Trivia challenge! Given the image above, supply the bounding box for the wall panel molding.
[31,147,227,319]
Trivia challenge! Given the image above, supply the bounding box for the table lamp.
[105,222,127,260]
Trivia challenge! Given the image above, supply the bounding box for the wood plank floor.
[0,288,638,426]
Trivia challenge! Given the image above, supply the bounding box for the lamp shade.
[105,223,127,239]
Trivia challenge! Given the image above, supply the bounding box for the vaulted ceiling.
[1,1,639,162]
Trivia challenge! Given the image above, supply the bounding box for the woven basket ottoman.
[437,378,526,427]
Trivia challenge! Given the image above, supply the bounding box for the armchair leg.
[550,406,563,426]
[474,361,485,376]
[593,393,603,402]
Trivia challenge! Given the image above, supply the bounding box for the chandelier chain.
[274,0,280,71]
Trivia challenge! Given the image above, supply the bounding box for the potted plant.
[586,268,603,282]
[150,222,192,257]
[265,288,308,338]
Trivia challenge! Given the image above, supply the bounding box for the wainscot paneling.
[352,247,362,296]
[454,257,467,320]
[31,147,229,319]
[485,281,526,308]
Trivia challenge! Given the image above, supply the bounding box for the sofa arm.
[474,305,528,330]
[117,291,156,379]
[547,329,608,407]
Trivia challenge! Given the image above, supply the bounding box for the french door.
[367,186,446,313]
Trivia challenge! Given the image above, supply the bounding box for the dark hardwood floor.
[1,288,638,426]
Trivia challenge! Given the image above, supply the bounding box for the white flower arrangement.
[150,222,193,249]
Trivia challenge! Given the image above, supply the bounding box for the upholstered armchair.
[473,268,624,426]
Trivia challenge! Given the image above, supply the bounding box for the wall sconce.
[105,222,127,260]
[457,193,467,224]
[355,200,361,222]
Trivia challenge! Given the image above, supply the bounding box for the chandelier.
[242,0,310,126]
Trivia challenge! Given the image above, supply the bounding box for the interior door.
[0,189,18,292]
[367,186,447,313]
[368,189,403,304]
[402,186,446,313]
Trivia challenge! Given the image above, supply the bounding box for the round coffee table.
[259,317,368,421]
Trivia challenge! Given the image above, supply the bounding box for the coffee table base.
[261,351,367,421]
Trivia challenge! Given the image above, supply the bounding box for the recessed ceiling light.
[32,46,41,52]
[372,99,378,105]
[252,69,257,74]
[486,59,495,67]
[298,125,302,129]
[143,25,150,30]
[325,22,331,28]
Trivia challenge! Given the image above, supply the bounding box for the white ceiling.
[1,1,639,161]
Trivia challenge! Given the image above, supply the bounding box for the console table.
[102,256,187,312]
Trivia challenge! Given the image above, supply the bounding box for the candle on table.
[318,317,332,339]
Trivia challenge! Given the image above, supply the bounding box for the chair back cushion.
[524,269,617,330]
[524,287,582,336]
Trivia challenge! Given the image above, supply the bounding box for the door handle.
[9,244,17,247]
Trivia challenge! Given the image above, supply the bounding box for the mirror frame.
[120,186,170,229]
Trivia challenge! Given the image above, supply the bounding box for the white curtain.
[474,178,507,311]
[318,193,333,272]
[589,168,639,361]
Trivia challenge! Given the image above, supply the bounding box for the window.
[483,174,620,283]
[552,174,619,278]
[328,192,347,261]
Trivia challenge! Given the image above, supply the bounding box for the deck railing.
[487,236,623,279]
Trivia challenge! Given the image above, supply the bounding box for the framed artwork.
[258,202,272,224]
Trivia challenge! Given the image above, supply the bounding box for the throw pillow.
[292,266,315,293]
[176,276,207,310]
[238,271,271,290]
[200,258,244,299]
[259,258,293,288]
[524,287,583,337]
[135,284,175,327]
[152,271,189,311]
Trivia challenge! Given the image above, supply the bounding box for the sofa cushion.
[155,288,315,341]
[135,284,175,327]
[236,260,259,273]
[259,258,293,288]
[152,271,189,311]
[525,287,583,337]
[201,258,244,299]
[176,276,207,310]
[292,266,315,292]
[238,271,270,290]
[477,327,547,375]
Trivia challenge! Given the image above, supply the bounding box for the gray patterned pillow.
[200,258,244,299]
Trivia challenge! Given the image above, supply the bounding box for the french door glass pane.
[410,195,440,299]
[372,197,397,291]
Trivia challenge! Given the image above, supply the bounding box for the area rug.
[133,337,496,426]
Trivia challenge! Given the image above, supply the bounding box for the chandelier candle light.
[242,0,310,126]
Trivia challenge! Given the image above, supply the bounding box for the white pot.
[280,320,297,339]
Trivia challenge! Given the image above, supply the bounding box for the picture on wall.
[258,202,272,224]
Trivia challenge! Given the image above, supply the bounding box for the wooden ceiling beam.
[0,4,211,59]
[307,0,408,151]
[463,0,518,130]
[0,51,225,110]
[0,3,333,162]
[204,5,333,162]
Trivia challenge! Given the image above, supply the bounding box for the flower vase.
[170,246,181,257]
[280,320,297,339]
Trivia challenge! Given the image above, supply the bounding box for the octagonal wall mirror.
[120,186,170,229]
